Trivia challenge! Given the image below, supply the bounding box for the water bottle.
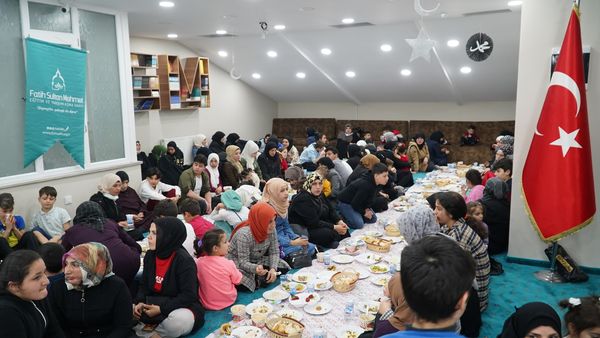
[313,328,326,338]
[344,300,354,321]
[323,252,331,266]
[389,263,396,275]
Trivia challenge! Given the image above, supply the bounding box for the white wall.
[130,37,278,150]
[509,0,600,268]
[277,101,516,121]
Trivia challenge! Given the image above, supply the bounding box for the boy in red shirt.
[181,199,214,239]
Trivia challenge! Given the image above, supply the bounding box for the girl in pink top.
[196,229,242,310]
[463,169,485,203]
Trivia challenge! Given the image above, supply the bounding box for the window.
[0,0,134,186]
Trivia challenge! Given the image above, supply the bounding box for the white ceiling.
[79,0,522,103]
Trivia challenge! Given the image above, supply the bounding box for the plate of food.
[277,308,304,321]
[331,254,354,264]
[279,281,306,293]
[355,268,370,279]
[382,236,403,244]
[245,301,273,316]
[231,325,263,338]
[370,275,391,287]
[263,289,290,302]
[339,237,366,248]
[338,244,362,256]
[289,292,320,307]
[292,271,315,284]
[363,230,383,237]
[318,270,337,281]
[314,279,333,291]
[304,302,332,315]
[369,263,390,274]
[358,300,381,314]
[356,253,383,265]
[336,326,365,338]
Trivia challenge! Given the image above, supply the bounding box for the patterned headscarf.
[302,172,322,192]
[231,202,276,243]
[226,145,243,173]
[62,242,114,290]
[262,178,289,218]
[498,135,515,146]
[397,204,440,244]
[73,201,106,232]
[360,154,380,170]
[481,177,508,202]
[221,190,243,212]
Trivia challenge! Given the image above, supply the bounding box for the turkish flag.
[522,6,595,242]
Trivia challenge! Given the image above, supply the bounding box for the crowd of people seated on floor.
[1,125,595,338]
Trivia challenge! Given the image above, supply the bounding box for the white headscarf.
[98,174,120,201]
[193,134,206,147]
[206,153,220,188]
[241,140,260,169]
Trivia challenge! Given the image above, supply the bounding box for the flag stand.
[534,242,564,283]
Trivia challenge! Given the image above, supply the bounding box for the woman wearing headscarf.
[114,171,153,240]
[210,190,249,236]
[397,204,440,244]
[226,133,241,148]
[347,144,364,170]
[371,273,416,337]
[346,153,380,186]
[148,144,166,169]
[62,202,141,288]
[209,131,226,154]
[498,302,561,338]
[407,132,430,172]
[192,134,210,158]
[263,178,316,260]
[257,142,282,181]
[240,140,263,181]
[220,145,244,189]
[282,136,300,165]
[426,131,450,168]
[133,217,204,337]
[158,141,185,186]
[480,177,510,255]
[89,174,127,228]
[205,153,223,198]
[227,202,289,292]
[48,243,132,338]
[136,141,151,178]
[288,173,350,249]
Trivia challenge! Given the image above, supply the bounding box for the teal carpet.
[190,255,600,337]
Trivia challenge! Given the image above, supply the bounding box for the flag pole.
[534,242,564,283]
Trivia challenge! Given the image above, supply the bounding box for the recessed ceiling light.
[320,48,332,55]
[267,50,278,58]
[167,33,178,39]
[274,24,286,30]
[296,72,306,79]
[440,12,448,18]
[252,73,261,79]
[215,29,227,35]
[217,50,228,57]
[460,66,472,74]
[507,1,523,6]
[159,1,174,8]
[342,18,355,24]
[345,71,356,78]
[447,39,459,47]
[400,69,412,76]
[380,44,392,52]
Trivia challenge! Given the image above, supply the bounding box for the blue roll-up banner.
[24,38,87,168]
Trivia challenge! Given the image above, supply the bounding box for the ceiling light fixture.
[296,72,306,79]
[217,50,228,57]
[460,66,472,74]
[345,71,356,78]
[400,69,412,76]
[167,33,178,38]
[159,1,174,8]
[342,18,355,24]
[447,39,459,47]
[267,50,278,58]
[320,48,332,55]
[252,73,261,79]
[274,24,286,30]
[380,44,392,52]
[507,1,523,6]
[216,29,227,35]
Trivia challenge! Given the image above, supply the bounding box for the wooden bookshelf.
[158,55,199,110]
[131,53,160,112]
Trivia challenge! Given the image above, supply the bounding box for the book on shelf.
[191,88,201,100]
[135,99,155,111]
[130,54,139,67]
[201,77,209,90]
[149,77,159,89]
[151,90,159,97]
[133,76,143,88]
[200,95,208,107]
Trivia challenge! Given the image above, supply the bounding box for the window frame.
[0,0,136,189]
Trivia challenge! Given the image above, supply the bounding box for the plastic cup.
[359,313,376,330]
[316,252,325,263]
[230,304,246,322]
[126,214,135,230]
[251,313,267,328]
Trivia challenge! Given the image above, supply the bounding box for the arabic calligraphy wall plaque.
[466,33,493,62]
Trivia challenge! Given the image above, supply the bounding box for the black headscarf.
[154,217,187,259]
[226,133,240,147]
[166,141,184,161]
[498,302,561,338]
[74,201,106,232]
[211,131,225,144]
[429,131,445,144]
[264,142,278,159]
[413,132,426,149]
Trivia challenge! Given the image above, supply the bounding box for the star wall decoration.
[405,27,435,62]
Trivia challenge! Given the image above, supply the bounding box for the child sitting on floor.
[461,125,480,146]
[30,186,71,244]
[0,193,28,258]
[465,201,489,245]
[559,296,600,338]
[195,228,242,310]
[181,198,214,240]
[38,242,65,286]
